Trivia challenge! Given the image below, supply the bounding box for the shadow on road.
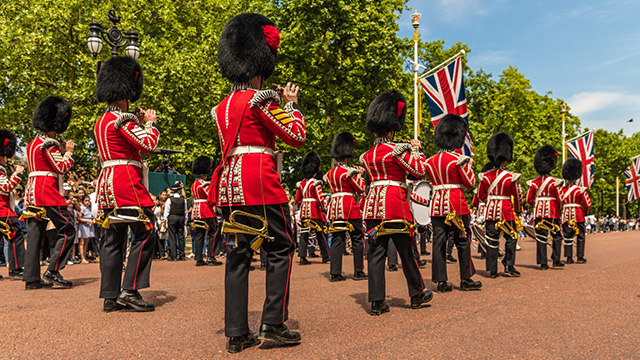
[142,290,177,308]
[72,277,99,287]
[350,292,410,313]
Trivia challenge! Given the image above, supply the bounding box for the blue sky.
[397,0,640,135]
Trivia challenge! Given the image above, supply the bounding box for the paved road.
[1,231,639,359]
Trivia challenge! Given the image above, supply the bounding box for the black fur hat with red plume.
[534,144,558,175]
[562,158,583,181]
[0,129,17,158]
[191,156,213,176]
[330,132,356,159]
[486,132,514,166]
[96,56,144,103]
[366,90,407,135]
[32,96,72,134]
[434,114,467,151]
[302,151,321,179]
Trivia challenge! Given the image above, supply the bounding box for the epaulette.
[391,143,412,157]
[510,172,522,182]
[526,179,535,187]
[202,181,211,186]
[346,168,359,178]
[314,179,324,187]
[250,89,281,108]
[322,173,329,183]
[210,106,218,121]
[296,181,302,188]
[456,155,471,167]
[553,178,565,187]
[40,138,61,151]
[358,152,366,165]
[113,113,140,130]
[579,186,589,194]
[0,165,6,175]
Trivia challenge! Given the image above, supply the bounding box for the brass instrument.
[444,211,467,237]
[496,220,518,239]
[191,220,209,231]
[0,220,14,239]
[20,206,48,221]
[102,207,152,230]
[568,219,579,235]
[222,210,273,251]
[371,219,414,239]
[303,219,326,234]
[535,219,560,233]
[327,220,354,233]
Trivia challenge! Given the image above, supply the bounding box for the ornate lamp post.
[87,6,140,59]
[411,10,421,140]
[561,102,567,164]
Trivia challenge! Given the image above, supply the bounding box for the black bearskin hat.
[0,129,18,158]
[301,151,321,179]
[534,145,558,175]
[434,114,467,150]
[330,132,356,159]
[218,13,280,83]
[562,158,583,181]
[366,90,407,135]
[32,96,72,134]
[191,156,213,176]
[96,56,144,103]
[480,162,495,173]
[486,132,514,166]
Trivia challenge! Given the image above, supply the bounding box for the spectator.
[76,195,94,264]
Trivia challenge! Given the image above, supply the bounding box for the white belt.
[488,195,510,200]
[28,171,58,178]
[228,146,274,157]
[331,192,355,198]
[194,199,208,204]
[302,199,318,203]
[370,180,406,189]
[536,197,555,202]
[563,204,582,208]
[102,159,143,168]
[432,184,463,191]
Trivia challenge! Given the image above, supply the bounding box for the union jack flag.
[624,156,640,201]
[567,131,594,188]
[419,57,474,156]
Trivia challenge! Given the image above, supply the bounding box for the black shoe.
[540,264,549,270]
[178,256,186,261]
[43,270,72,287]
[330,274,346,282]
[168,258,177,262]
[370,300,390,316]
[489,271,499,279]
[460,278,482,291]
[322,258,330,264]
[387,264,398,272]
[103,298,131,312]
[565,257,575,264]
[577,257,587,264]
[436,281,453,293]
[446,255,457,262]
[505,266,521,277]
[299,257,311,265]
[258,323,301,343]
[9,268,24,277]
[420,251,431,256]
[25,280,53,290]
[410,290,434,309]
[227,333,261,354]
[195,260,208,267]
[249,265,256,271]
[343,251,351,256]
[308,253,319,258]
[117,290,155,312]
[353,271,368,281]
[207,257,223,266]
[552,261,565,268]
[418,259,427,268]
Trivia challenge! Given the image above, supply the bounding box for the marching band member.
[191,156,222,266]
[210,13,305,353]
[296,151,329,265]
[560,159,591,264]
[23,97,76,290]
[360,90,432,316]
[425,114,481,292]
[526,145,564,269]
[324,132,367,281]
[472,162,495,259]
[94,56,160,312]
[476,133,523,278]
[0,130,25,279]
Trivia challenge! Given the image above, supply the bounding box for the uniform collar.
[231,83,257,92]
[334,161,348,167]
[374,137,393,145]
[0,165,5,174]
[105,105,125,113]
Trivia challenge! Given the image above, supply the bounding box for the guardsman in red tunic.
[190,156,222,266]
[526,145,564,269]
[94,56,160,312]
[471,162,495,259]
[0,130,26,279]
[425,114,481,293]
[324,132,367,281]
[23,97,76,290]
[210,14,304,353]
[360,90,432,316]
[476,133,523,278]
[560,159,591,264]
[296,152,329,264]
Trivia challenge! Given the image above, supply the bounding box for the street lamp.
[411,10,421,140]
[561,102,567,164]
[87,6,140,59]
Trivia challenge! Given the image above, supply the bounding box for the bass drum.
[409,181,432,226]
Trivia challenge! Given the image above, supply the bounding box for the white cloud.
[471,50,513,68]
[568,91,640,116]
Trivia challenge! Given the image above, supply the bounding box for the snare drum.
[409,180,432,226]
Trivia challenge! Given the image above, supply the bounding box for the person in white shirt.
[163,182,188,261]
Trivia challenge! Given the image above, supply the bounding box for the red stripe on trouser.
[54,206,68,272]
[9,220,18,270]
[133,232,150,291]
[467,226,473,277]
[281,205,293,323]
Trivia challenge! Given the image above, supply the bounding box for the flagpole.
[411,11,421,140]
[616,176,620,216]
[561,103,567,164]
[566,129,594,143]
[420,49,466,79]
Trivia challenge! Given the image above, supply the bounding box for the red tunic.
[295,178,326,220]
[476,168,523,221]
[191,178,214,219]
[210,84,306,207]
[425,151,476,217]
[526,176,563,219]
[94,109,160,209]
[360,138,427,221]
[324,164,365,220]
[559,184,591,223]
[0,165,22,218]
[25,135,74,207]
[471,191,486,222]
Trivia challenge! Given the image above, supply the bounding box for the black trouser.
[485,220,517,273]
[99,207,156,299]
[222,204,295,337]
[562,221,586,259]
[2,216,25,271]
[365,220,424,302]
[24,206,76,282]
[446,233,455,256]
[419,225,430,254]
[298,218,329,261]
[193,218,216,262]
[534,218,562,265]
[431,215,476,282]
[329,219,364,275]
[167,214,185,260]
[206,218,220,258]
